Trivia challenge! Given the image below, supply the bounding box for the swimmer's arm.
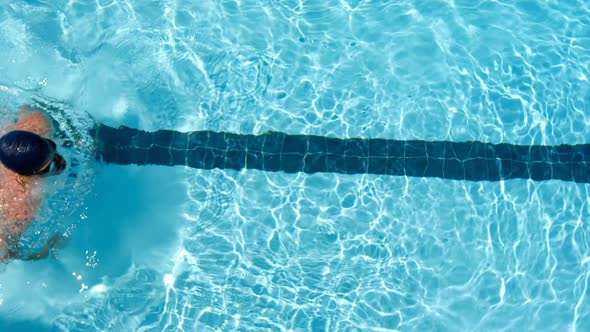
[1,233,64,261]
[0,245,17,262]
[22,244,50,261]
[22,233,65,261]
[13,105,52,137]
[0,244,46,261]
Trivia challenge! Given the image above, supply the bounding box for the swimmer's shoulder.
[0,160,35,228]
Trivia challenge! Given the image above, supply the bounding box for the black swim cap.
[0,130,54,175]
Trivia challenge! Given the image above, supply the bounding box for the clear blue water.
[0,0,590,331]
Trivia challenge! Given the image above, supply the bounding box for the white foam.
[88,283,107,296]
[163,273,175,288]
[175,113,206,132]
[112,97,129,120]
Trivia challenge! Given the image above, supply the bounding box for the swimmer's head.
[0,130,66,176]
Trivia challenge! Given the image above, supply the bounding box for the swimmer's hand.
[23,233,67,261]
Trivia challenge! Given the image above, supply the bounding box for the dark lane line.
[90,124,590,183]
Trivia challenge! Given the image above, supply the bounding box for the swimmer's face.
[34,139,67,177]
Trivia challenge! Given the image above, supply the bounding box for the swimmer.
[0,105,67,262]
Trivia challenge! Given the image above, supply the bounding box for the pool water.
[1,0,590,331]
